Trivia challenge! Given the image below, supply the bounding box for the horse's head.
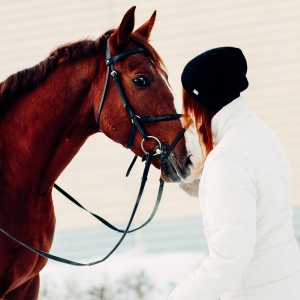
[96,6,203,184]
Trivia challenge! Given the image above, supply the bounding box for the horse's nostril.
[186,155,192,168]
[184,155,203,183]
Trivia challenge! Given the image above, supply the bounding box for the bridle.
[96,38,186,154]
[0,38,191,266]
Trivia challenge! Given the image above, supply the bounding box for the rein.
[0,39,190,266]
[0,153,158,266]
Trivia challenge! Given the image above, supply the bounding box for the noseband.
[0,39,190,266]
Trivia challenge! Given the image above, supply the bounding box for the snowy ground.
[39,251,205,300]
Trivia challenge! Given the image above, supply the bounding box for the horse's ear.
[109,6,136,50]
[134,10,156,40]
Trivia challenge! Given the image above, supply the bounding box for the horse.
[0,6,202,299]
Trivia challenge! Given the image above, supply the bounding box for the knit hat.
[181,47,248,112]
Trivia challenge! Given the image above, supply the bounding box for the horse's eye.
[132,75,150,88]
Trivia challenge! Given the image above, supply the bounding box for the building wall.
[1,0,300,234]
[50,208,300,260]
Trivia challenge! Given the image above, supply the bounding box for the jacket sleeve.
[168,149,257,300]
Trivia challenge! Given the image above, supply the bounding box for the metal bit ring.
[141,136,162,156]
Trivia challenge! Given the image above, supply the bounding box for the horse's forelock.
[130,33,166,73]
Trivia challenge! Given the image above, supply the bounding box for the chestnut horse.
[0,6,202,300]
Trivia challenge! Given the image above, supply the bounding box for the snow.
[39,251,205,299]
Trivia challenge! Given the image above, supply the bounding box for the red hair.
[182,89,216,158]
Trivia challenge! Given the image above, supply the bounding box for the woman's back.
[208,98,300,299]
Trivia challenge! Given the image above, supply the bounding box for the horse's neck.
[0,57,100,195]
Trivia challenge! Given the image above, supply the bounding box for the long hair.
[182,89,216,158]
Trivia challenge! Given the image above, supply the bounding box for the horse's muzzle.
[158,147,192,183]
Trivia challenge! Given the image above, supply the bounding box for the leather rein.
[0,39,189,266]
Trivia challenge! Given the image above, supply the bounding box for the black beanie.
[181,47,249,112]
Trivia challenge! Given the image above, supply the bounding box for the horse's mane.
[0,29,165,116]
[0,32,108,115]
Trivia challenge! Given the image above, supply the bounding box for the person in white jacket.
[168,47,300,300]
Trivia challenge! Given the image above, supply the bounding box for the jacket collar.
[212,96,251,145]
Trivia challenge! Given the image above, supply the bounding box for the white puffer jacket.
[168,97,300,300]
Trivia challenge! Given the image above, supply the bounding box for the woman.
[168,47,300,300]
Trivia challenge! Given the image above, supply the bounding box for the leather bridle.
[97,38,186,153]
[0,39,191,266]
